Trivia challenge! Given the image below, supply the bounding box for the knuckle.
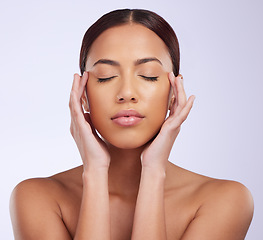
[170,123,181,132]
[70,90,76,99]
[180,114,187,122]
[71,107,79,118]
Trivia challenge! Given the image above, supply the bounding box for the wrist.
[141,166,166,179]
[82,167,109,181]
[83,162,109,173]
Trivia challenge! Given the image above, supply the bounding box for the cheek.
[147,95,169,132]
[137,81,170,137]
[143,82,170,117]
[86,82,111,128]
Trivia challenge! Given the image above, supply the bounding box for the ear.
[81,89,90,112]
[167,83,175,111]
[168,95,175,110]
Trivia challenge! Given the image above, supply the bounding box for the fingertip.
[174,76,182,88]
[178,74,183,80]
[190,95,196,106]
[74,73,80,79]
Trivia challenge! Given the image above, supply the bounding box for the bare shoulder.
[167,164,254,239]
[10,177,63,218]
[10,166,83,240]
[198,175,254,225]
[10,165,83,204]
[169,163,253,206]
[200,176,254,206]
[187,167,254,215]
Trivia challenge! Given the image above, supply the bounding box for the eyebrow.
[93,59,120,67]
[92,57,163,67]
[135,57,163,66]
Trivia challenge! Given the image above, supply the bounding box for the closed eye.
[97,76,117,83]
[138,75,159,81]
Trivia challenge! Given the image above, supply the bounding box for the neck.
[107,143,145,201]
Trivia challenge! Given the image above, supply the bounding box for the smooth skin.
[10,24,254,240]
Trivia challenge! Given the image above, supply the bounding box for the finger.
[168,73,178,116]
[178,74,184,87]
[69,73,87,123]
[172,77,188,117]
[79,72,89,114]
[175,95,195,124]
[175,76,187,108]
[70,74,82,109]
[168,72,177,102]
[70,72,89,99]
[69,88,85,123]
[69,74,83,116]
[79,71,89,98]
[71,73,81,96]
[169,73,187,115]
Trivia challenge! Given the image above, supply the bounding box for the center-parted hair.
[79,9,180,76]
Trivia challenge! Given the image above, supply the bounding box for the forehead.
[86,24,172,71]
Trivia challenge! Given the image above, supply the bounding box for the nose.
[116,77,138,103]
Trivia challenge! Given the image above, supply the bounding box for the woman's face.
[85,23,173,149]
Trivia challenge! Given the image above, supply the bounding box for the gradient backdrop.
[1,0,262,239]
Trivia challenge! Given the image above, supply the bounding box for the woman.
[10,9,254,240]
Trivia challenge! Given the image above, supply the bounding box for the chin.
[101,129,160,150]
[111,141,147,150]
[102,136,146,149]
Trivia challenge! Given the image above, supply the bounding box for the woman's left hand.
[141,72,195,171]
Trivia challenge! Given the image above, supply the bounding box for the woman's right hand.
[69,72,110,171]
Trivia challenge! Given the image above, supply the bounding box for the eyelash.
[138,75,159,81]
[97,76,117,83]
[97,75,159,83]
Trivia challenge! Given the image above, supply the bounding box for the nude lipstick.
[111,109,144,127]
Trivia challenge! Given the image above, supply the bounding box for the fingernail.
[179,76,183,84]
[178,74,183,80]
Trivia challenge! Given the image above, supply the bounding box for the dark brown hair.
[79,9,180,76]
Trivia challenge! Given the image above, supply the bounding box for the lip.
[111,109,145,127]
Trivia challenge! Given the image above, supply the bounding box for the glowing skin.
[84,24,174,149]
